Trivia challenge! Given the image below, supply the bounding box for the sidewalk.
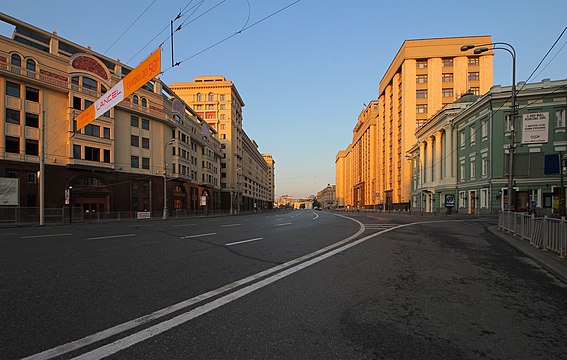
[488,226,567,284]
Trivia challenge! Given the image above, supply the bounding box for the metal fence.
[498,211,567,257]
[0,207,244,226]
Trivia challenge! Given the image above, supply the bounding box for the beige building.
[170,76,273,211]
[262,153,275,206]
[337,36,493,210]
[0,12,222,218]
[317,184,336,209]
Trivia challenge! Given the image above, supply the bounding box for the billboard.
[521,112,549,144]
[76,48,161,130]
[0,178,19,205]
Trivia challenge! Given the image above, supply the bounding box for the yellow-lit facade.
[262,153,275,204]
[337,36,493,209]
[170,76,272,211]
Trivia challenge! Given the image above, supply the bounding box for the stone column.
[444,125,453,178]
[419,141,426,187]
[435,130,443,181]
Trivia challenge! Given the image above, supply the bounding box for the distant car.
[314,207,321,211]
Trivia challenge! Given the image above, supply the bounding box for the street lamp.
[163,138,175,219]
[461,42,517,212]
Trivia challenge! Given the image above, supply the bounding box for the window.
[27,173,37,184]
[460,131,466,148]
[84,124,100,137]
[220,114,226,120]
[71,76,80,87]
[103,149,110,163]
[416,59,427,69]
[6,136,19,153]
[142,157,150,169]
[505,114,512,132]
[26,113,39,128]
[11,53,21,67]
[470,127,476,145]
[442,88,453,98]
[25,87,39,102]
[470,159,476,179]
[84,100,93,109]
[73,96,82,110]
[207,113,215,119]
[468,57,479,66]
[6,82,20,97]
[556,109,566,128]
[84,146,100,161]
[131,135,139,147]
[131,116,139,127]
[416,75,427,84]
[460,161,465,180]
[468,72,479,81]
[482,158,488,176]
[220,94,225,101]
[416,104,428,114]
[196,93,202,102]
[26,59,36,71]
[103,127,110,139]
[133,95,139,105]
[25,139,38,155]
[416,89,427,98]
[481,120,488,138]
[442,73,453,82]
[142,137,150,149]
[6,109,20,124]
[131,156,139,168]
[442,58,453,67]
[220,104,226,110]
[141,97,147,107]
[480,189,489,208]
[73,144,81,159]
[208,93,214,101]
[82,77,97,91]
[220,124,226,130]
[141,118,149,130]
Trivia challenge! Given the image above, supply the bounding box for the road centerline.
[221,224,241,228]
[182,233,217,239]
[274,222,292,227]
[21,233,72,239]
[225,238,264,246]
[87,234,136,240]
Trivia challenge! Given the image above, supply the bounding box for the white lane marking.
[21,217,366,360]
[127,224,155,228]
[225,238,263,246]
[274,222,292,227]
[182,233,216,239]
[21,233,72,239]
[312,211,319,220]
[173,224,196,227]
[87,234,136,240]
[221,224,241,228]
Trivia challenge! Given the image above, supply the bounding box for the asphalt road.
[1,210,566,359]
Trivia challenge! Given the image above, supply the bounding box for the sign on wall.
[521,112,549,144]
[0,178,19,205]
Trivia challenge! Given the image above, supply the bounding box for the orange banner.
[123,47,161,98]
[76,104,95,131]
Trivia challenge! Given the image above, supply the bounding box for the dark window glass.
[84,100,93,109]
[100,85,107,94]
[82,77,97,91]
[103,127,110,139]
[71,76,80,86]
[84,146,100,161]
[26,87,39,102]
[73,144,81,159]
[133,95,139,105]
[103,149,110,163]
[6,108,20,124]
[26,59,36,71]
[142,137,150,149]
[131,135,139,147]
[26,113,39,128]
[141,118,149,130]
[141,98,147,107]
[84,124,100,137]
[73,96,82,110]
[131,156,139,168]
[6,82,20,97]
[11,54,21,67]
[142,157,150,169]
[25,139,39,155]
[131,116,139,127]
[6,137,19,153]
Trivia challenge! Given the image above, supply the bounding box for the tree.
[312,199,321,209]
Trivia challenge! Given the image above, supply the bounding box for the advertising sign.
[200,196,207,206]
[445,194,455,208]
[0,178,19,205]
[76,48,161,130]
[521,112,549,144]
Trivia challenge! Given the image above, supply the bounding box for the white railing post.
[542,216,548,251]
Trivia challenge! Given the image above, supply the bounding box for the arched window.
[26,59,36,72]
[133,95,139,105]
[141,97,147,107]
[208,92,214,101]
[196,93,202,102]
[11,54,21,67]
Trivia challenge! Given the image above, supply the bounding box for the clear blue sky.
[3,0,566,198]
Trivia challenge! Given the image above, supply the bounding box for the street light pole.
[163,138,175,220]
[461,42,517,212]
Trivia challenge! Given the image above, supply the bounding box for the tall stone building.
[262,153,275,207]
[170,76,272,211]
[337,36,493,209]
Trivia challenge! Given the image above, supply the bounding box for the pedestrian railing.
[498,211,566,257]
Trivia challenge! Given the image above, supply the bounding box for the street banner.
[521,112,549,144]
[76,48,161,130]
[0,178,19,205]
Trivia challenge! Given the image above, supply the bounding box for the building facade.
[170,76,272,211]
[262,153,275,207]
[0,13,222,220]
[317,184,336,209]
[408,79,567,215]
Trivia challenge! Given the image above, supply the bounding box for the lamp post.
[461,42,517,212]
[163,138,175,219]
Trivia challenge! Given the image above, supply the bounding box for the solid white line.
[274,222,292,227]
[21,233,72,239]
[87,234,136,240]
[20,218,366,360]
[182,233,216,239]
[221,224,241,228]
[225,238,263,246]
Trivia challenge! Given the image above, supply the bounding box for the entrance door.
[469,191,476,214]
[385,190,393,211]
[74,195,108,220]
